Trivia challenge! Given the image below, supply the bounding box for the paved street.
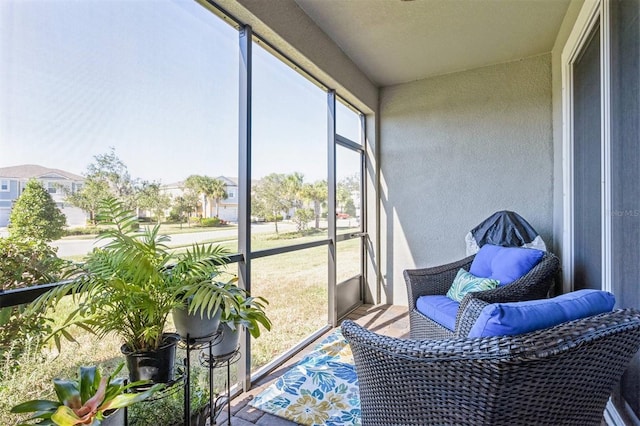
[51,222,297,258]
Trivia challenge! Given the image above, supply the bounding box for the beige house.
[161,176,239,222]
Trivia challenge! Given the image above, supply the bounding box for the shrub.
[200,217,222,227]
[166,211,184,223]
[0,238,71,365]
[9,179,66,242]
[293,208,314,231]
[62,226,101,237]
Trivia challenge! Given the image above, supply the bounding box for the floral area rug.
[249,329,361,425]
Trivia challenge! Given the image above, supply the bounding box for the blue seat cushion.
[469,244,544,285]
[416,295,460,331]
[467,289,616,338]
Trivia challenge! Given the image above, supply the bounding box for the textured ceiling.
[294,0,571,87]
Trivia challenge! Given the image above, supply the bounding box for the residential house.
[0,164,86,228]
[214,176,239,223]
[161,176,239,223]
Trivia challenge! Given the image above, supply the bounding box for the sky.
[0,0,361,185]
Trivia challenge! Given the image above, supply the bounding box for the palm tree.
[185,175,229,218]
[302,180,328,229]
[209,178,228,218]
[184,175,207,217]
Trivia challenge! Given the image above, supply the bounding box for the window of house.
[0,180,8,191]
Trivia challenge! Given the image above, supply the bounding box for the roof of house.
[216,176,238,186]
[0,164,85,181]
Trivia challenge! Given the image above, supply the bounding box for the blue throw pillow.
[469,244,502,278]
[446,269,499,302]
[470,244,544,285]
[467,289,616,338]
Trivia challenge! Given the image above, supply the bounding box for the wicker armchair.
[404,251,560,339]
[342,308,640,426]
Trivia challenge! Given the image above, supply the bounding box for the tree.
[209,178,228,218]
[9,179,67,242]
[336,184,352,214]
[86,147,136,204]
[65,148,136,222]
[293,208,314,232]
[136,181,171,224]
[65,178,110,225]
[184,175,207,217]
[185,175,228,218]
[252,173,290,234]
[283,172,304,211]
[302,180,328,229]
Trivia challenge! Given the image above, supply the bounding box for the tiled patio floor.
[215,304,409,425]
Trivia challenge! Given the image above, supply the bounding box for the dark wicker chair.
[404,251,560,339]
[342,308,640,426]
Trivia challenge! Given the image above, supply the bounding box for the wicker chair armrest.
[455,296,490,337]
[403,255,475,310]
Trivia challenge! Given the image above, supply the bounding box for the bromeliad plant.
[11,362,163,425]
[30,197,240,354]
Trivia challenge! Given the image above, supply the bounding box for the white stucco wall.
[379,54,554,306]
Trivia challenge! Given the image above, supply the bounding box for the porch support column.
[328,90,337,327]
[238,23,252,392]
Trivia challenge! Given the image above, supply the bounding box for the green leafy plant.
[30,197,242,353]
[10,362,163,425]
[219,284,272,339]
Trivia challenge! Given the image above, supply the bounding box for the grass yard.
[1,228,362,424]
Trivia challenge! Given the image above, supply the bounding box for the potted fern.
[11,362,162,425]
[31,198,241,383]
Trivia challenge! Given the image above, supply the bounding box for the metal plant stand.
[181,331,223,426]
[199,346,241,426]
[123,330,237,426]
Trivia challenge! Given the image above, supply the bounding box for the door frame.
[562,0,622,423]
[561,0,611,295]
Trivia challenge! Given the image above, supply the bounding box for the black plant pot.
[121,333,180,384]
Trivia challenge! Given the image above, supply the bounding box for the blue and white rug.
[250,329,361,425]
